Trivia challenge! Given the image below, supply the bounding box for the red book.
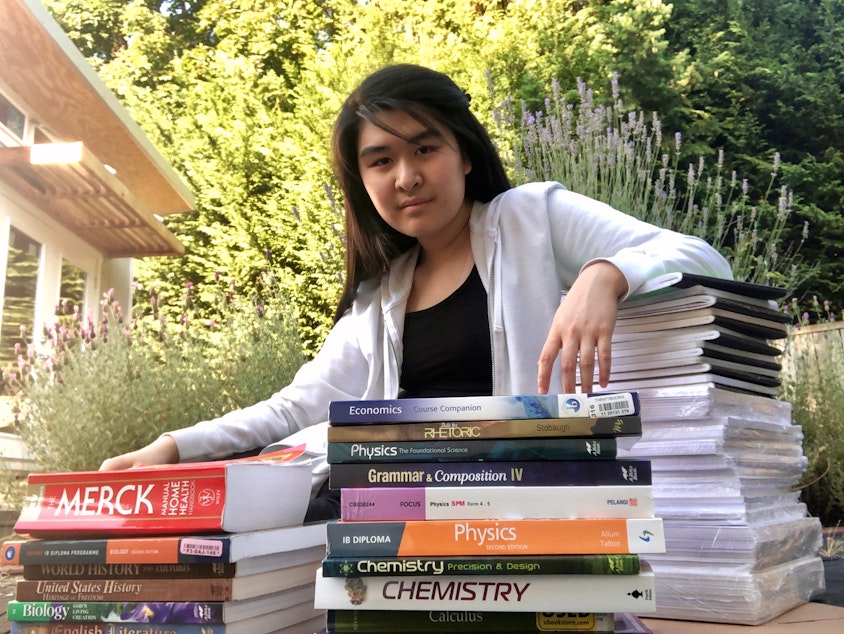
[14,446,314,537]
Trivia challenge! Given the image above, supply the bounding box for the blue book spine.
[328,392,639,424]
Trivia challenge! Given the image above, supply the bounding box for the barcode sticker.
[587,393,636,418]
[180,538,223,557]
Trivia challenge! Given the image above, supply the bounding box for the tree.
[48,0,347,351]
[44,0,842,346]
[664,0,844,304]
[47,0,680,351]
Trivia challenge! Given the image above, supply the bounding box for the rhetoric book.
[327,416,643,443]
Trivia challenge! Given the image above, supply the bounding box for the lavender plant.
[2,267,305,481]
[492,73,810,293]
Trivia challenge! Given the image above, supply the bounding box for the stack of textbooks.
[581,273,827,625]
[313,392,665,632]
[1,446,329,633]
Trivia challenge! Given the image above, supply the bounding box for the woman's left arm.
[537,260,627,394]
[538,184,733,394]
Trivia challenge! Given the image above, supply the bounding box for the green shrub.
[780,298,844,525]
[2,267,305,482]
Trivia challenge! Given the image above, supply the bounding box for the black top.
[400,265,493,398]
[306,266,493,523]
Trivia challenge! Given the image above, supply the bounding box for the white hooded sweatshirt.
[168,182,732,475]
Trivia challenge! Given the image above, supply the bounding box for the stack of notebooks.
[587,272,793,399]
[314,393,663,633]
[579,273,827,625]
[1,446,329,633]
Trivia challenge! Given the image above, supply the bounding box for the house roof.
[0,0,194,257]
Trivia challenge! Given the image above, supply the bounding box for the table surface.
[2,560,843,633]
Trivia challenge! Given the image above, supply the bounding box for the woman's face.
[357,109,472,248]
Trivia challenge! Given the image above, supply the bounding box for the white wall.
[0,182,109,353]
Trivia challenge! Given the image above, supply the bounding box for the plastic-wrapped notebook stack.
[579,272,826,625]
[315,392,661,633]
[1,446,329,633]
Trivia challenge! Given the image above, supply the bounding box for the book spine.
[325,517,666,557]
[327,437,616,464]
[340,485,654,521]
[327,416,642,442]
[14,578,238,602]
[6,600,224,623]
[325,610,617,632]
[329,392,639,424]
[3,536,235,565]
[313,569,656,613]
[328,459,651,490]
[4,523,326,567]
[322,553,640,577]
[10,622,227,634]
[14,468,230,536]
[22,562,237,580]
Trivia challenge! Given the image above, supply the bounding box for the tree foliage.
[664,0,844,303]
[42,0,844,350]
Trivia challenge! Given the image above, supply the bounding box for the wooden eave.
[0,0,195,256]
[0,143,185,258]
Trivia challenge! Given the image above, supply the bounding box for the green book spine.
[326,610,616,632]
[322,554,640,577]
[327,437,617,463]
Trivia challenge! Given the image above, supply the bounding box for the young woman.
[101,64,732,519]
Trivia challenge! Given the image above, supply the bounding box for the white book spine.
[341,485,655,521]
[329,393,638,423]
[313,568,656,612]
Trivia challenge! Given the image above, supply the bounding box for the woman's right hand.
[99,435,180,471]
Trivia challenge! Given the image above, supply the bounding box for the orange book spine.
[325,518,665,557]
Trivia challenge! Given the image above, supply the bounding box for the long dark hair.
[332,64,511,321]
